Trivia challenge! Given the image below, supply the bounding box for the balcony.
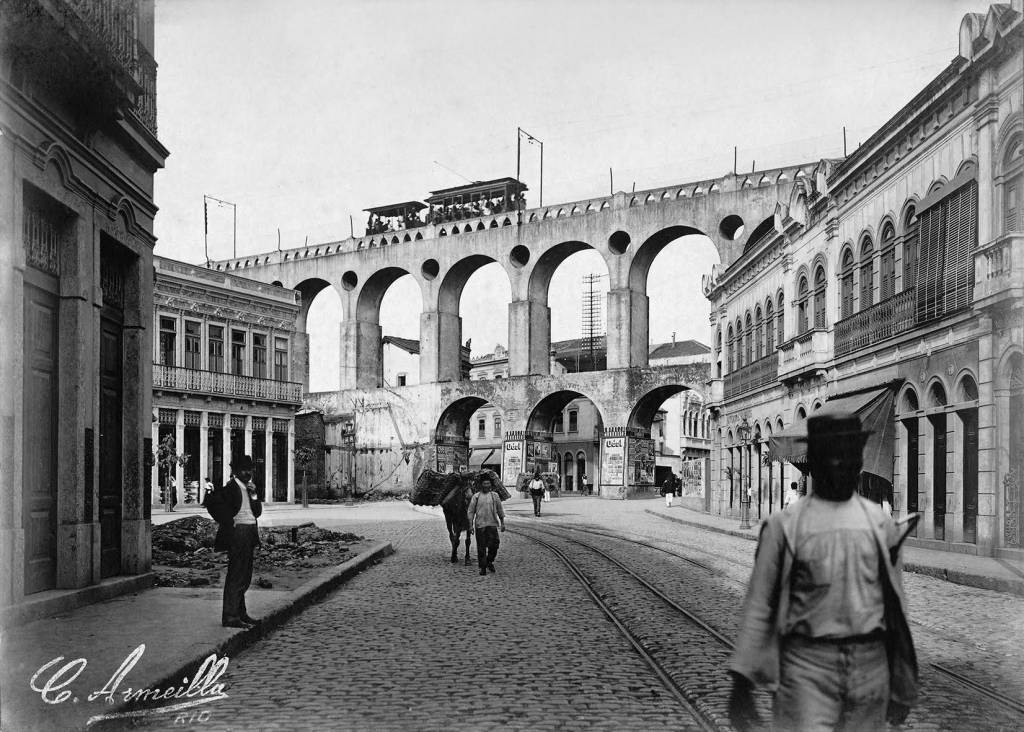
[5,1,157,137]
[706,377,723,408]
[974,233,1024,311]
[154,364,302,405]
[724,353,778,400]
[777,328,831,384]
[834,289,916,358]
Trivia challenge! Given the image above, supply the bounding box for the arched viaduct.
[214,163,811,495]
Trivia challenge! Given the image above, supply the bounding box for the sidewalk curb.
[645,508,1024,598]
[90,540,394,728]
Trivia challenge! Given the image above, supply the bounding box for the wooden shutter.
[859,259,873,309]
[880,249,895,300]
[916,202,944,322]
[943,181,977,313]
[903,228,918,290]
[1005,181,1019,234]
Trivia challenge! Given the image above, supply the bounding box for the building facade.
[705,4,1023,557]
[0,0,168,621]
[151,257,303,506]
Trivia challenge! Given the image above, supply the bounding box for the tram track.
[510,520,1024,730]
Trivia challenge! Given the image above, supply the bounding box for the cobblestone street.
[126,499,1024,731]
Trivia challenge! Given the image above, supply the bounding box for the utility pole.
[204,194,237,259]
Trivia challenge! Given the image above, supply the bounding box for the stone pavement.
[3,497,1022,731]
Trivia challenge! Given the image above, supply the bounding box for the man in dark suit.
[206,454,263,628]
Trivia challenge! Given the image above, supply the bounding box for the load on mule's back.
[410,469,509,564]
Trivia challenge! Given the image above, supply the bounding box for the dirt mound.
[152,517,368,590]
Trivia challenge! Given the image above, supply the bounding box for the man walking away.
[660,477,675,508]
[727,412,918,731]
[785,480,801,509]
[467,478,505,576]
[528,469,545,517]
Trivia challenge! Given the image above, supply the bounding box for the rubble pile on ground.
[151,517,365,588]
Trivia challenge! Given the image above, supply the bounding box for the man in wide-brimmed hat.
[207,454,263,628]
[727,411,918,731]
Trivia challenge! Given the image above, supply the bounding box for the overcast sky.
[152,0,980,390]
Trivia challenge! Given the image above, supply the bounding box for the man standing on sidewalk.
[206,454,263,628]
[467,477,505,576]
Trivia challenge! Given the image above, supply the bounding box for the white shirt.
[233,478,257,525]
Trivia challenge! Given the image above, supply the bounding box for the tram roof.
[426,177,527,202]
[363,201,427,216]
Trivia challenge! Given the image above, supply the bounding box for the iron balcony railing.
[834,288,916,357]
[724,353,778,400]
[67,0,157,136]
[154,364,302,404]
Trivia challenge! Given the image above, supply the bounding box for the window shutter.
[859,260,873,309]
[881,249,895,300]
[903,228,918,290]
[916,202,945,322]
[1006,181,1019,234]
[944,181,977,312]
[814,289,826,329]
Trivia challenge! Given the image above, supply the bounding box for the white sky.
[152,0,981,390]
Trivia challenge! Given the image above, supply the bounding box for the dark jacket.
[206,476,263,551]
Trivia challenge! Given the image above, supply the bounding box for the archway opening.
[298,278,343,392]
[627,385,709,499]
[434,396,490,474]
[373,270,420,388]
[526,390,603,493]
[439,255,511,380]
[636,226,720,359]
[530,242,609,373]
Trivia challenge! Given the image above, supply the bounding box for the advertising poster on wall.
[679,457,706,497]
[629,436,655,485]
[525,439,552,476]
[436,444,468,474]
[502,440,523,485]
[601,436,625,486]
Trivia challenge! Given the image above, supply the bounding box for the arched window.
[840,247,855,318]
[1004,136,1022,233]
[736,318,744,368]
[765,299,775,353]
[813,266,827,329]
[744,312,753,366]
[727,324,735,372]
[754,307,764,359]
[859,235,874,309]
[902,206,918,291]
[776,292,785,345]
[797,275,810,333]
[880,223,896,300]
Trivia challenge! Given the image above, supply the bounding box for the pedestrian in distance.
[727,412,919,732]
[203,454,263,629]
[467,477,505,576]
[785,480,801,509]
[528,469,545,516]
[660,477,675,508]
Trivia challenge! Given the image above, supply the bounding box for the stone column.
[222,419,232,481]
[151,413,160,506]
[287,421,296,503]
[243,415,253,459]
[420,310,463,383]
[975,71,997,247]
[199,412,209,503]
[291,330,310,392]
[175,409,185,496]
[950,410,965,543]
[606,289,649,369]
[977,319,997,553]
[508,300,550,376]
[58,214,94,590]
[264,427,274,503]
[339,319,382,390]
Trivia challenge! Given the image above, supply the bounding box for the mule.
[441,484,474,564]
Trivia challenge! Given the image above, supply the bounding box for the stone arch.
[437,254,510,313]
[955,370,979,402]
[526,390,605,433]
[795,404,807,421]
[628,225,707,291]
[926,377,949,408]
[527,240,604,302]
[898,384,920,414]
[355,266,418,322]
[742,216,775,254]
[627,385,693,430]
[293,277,339,331]
[435,396,491,442]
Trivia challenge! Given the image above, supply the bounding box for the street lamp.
[735,418,754,530]
[342,417,355,507]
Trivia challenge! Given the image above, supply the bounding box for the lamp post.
[342,416,355,507]
[736,418,753,529]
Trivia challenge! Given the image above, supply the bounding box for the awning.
[769,388,894,482]
[469,448,497,470]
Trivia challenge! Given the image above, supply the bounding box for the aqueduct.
[212,163,812,496]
